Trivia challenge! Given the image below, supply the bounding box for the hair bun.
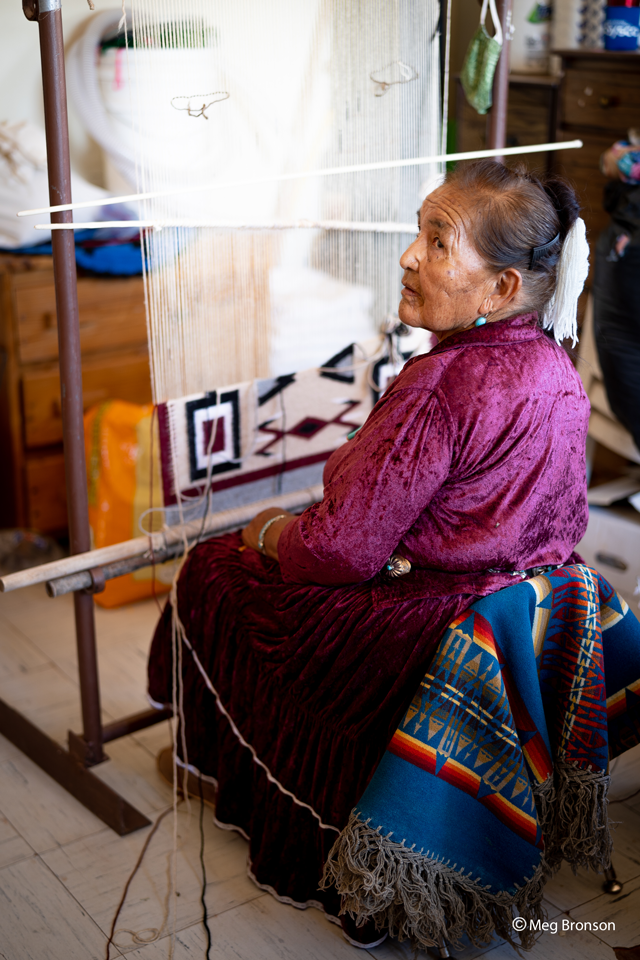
[539,175,580,242]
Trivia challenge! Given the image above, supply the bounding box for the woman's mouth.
[401,285,420,298]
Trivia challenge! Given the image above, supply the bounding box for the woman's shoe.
[340,913,388,949]
[156,747,217,808]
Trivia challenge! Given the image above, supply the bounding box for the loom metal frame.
[0,0,513,836]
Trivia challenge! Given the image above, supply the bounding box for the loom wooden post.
[33,0,105,766]
[487,0,513,157]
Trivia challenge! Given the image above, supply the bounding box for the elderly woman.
[148,160,589,939]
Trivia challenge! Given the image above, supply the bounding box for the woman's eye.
[434,238,444,249]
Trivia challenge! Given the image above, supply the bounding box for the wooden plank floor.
[0,585,639,959]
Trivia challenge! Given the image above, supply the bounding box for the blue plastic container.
[604,6,640,50]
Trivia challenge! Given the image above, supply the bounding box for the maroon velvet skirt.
[147,532,477,917]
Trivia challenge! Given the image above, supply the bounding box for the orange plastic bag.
[84,400,172,608]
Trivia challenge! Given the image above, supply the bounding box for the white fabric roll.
[0,120,110,248]
[66,10,138,190]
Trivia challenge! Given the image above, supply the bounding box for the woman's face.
[398,183,506,340]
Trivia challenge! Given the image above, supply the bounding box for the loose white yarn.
[541,216,589,347]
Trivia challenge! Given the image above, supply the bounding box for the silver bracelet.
[257,514,287,554]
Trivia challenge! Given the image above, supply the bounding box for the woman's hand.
[241,509,297,561]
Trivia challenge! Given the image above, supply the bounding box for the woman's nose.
[400,238,420,269]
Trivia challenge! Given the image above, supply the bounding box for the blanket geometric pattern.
[155,339,392,509]
[384,566,634,852]
[323,565,640,950]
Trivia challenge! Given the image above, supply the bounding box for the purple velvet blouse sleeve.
[278,386,453,585]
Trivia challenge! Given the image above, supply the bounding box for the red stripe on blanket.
[388,731,437,774]
[522,733,553,784]
[607,678,640,720]
[439,757,481,794]
[481,793,541,847]
[389,733,541,847]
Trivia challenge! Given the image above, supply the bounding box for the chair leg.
[437,937,450,958]
[603,864,623,894]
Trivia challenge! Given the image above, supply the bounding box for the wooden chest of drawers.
[553,50,640,279]
[456,73,561,176]
[0,254,151,533]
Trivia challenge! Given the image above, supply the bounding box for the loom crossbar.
[0,484,324,594]
[18,139,582,220]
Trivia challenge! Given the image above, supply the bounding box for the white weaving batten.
[123,0,441,402]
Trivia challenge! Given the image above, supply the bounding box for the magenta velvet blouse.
[279,313,590,590]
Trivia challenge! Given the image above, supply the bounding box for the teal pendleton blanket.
[322,565,640,951]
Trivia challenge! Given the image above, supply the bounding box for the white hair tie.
[541,216,589,347]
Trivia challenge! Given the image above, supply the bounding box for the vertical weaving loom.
[121,0,442,401]
[0,0,446,837]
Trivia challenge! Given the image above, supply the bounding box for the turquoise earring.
[475,316,487,327]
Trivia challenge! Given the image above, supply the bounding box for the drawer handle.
[595,551,627,571]
[599,96,618,109]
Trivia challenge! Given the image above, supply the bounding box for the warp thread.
[104,804,178,960]
[162,407,225,954]
[118,0,442,402]
[103,411,223,960]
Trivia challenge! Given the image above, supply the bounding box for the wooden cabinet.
[455,74,561,175]
[553,50,640,280]
[0,254,151,533]
[22,350,151,448]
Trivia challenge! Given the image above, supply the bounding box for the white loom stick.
[36,219,421,232]
[0,483,324,594]
[18,139,583,218]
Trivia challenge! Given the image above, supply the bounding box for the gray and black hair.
[447,160,581,316]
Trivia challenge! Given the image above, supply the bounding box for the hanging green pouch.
[460,0,503,116]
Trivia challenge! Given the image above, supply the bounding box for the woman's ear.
[493,268,522,307]
[479,268,522,318]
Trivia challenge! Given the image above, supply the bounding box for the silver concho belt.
[384,554,412,578]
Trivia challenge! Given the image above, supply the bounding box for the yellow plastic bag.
[84,400,173,608]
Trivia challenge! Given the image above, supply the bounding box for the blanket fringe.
[534,762,613,873]
[319,813,550,952]
[321,765,613,953]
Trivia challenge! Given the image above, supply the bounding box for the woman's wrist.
[241,508,297,560]
[257,514,288,554]
[261,515,294,560]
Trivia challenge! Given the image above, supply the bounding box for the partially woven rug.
[322,565,640,951]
